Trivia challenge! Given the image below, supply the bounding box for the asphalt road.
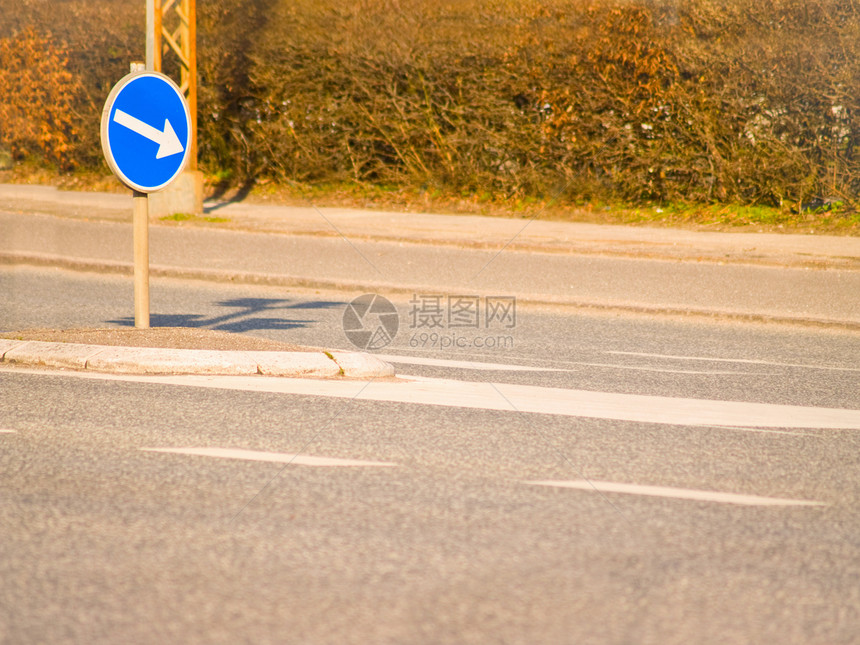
[4,210,860,327]
[2,266,860,644]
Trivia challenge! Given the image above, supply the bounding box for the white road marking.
[526,480,826,507]
[0,429,16,433]
[710,426,819,437]
[373,354,566,372]
[141,447,397,467]
[606,350,860,372]
[564,361,744,375]
[37,367,860,430]
[377,353,740,375]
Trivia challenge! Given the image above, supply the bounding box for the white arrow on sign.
[113,108,184,159]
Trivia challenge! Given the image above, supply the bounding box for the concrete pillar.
[147,170,204,217]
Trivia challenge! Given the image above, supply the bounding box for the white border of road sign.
[100,71,192,193]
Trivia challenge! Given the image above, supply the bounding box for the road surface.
[1,266,859,643]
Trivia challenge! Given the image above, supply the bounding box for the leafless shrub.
[4,0,860,208]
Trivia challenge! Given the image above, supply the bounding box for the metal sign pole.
[132,190,150,328]
[136,23,154,329]
[136,37,153,329]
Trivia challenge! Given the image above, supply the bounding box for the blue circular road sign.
[101,71,191,193]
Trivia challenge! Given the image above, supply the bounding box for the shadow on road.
[107,297,346,332]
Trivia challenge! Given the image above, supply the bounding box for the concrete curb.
[0,339,394,378]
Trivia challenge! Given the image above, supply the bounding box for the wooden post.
[146,0,156,71]
[133,190,151,328]
[186,0,197,169]
[152,0,194,156]
[149,0,201,216]
[153,0,163,72]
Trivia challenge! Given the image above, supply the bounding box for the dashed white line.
[564,361,744,375]
[141,447,397,467]
[606,350,860,372]
[710,425,819,437]
[373,354,566,372]
[377,353,741,375]
[526,480,826,507]
[0,429,16,433]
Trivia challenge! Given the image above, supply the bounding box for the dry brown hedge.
[3,0,860,208]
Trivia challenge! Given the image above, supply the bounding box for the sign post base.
[147,169,204,217]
